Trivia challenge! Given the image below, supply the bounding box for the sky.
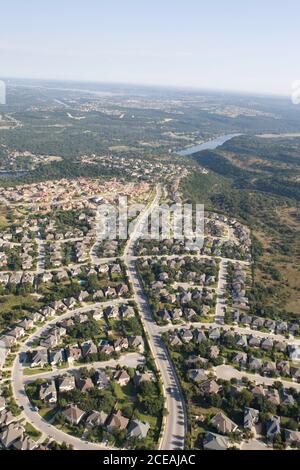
[1,0,300,95]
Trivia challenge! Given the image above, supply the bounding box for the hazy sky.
[1,0,300,95]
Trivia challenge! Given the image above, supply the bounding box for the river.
[177,133,242,156]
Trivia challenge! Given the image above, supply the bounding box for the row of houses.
[0,408,38,450]
[61,405,150,441]
[29,332,144,368]
[230,310,300,337]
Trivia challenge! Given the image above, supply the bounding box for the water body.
[177,133,242,156]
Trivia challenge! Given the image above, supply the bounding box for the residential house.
[248,357,263,372]
[180,329,193,343]
[274,341,287,353]
[251,385,266,397]
[285,429,300,447]
[288,345,300,363]
[194,329,207,344]
[281,391,295,407]
[49,349,65,366]
[62,405,85,425]
[290,366,300,381]
[114,370,130,387]
[203,432,230,451]
[94,370,110,390]
[252,317,265,329]
[248,336,261,348]
[104,305,119,319]
[235,335,248,348]
[133,370,156,387]
[261,338,274,351]
[277,361,290,376]
[114,338,129,352]
[188,369,207,384]
[127,420,150,440]
[121,305,135,318]
[0,410,16,427]
[86,410,108,428]
[0,423,24,449]
[208,346,220,359]
[58,375,76,392]
[199,379,221,395]
[65,344,82,363]
[169,334,183,347]
[8,326,25,340]
[159,310,171,323]
[39,380,57,404]
[106,410,129,432]
[276,321,288,334]
[232,352,247,368]
[244,407,259,431]
[262,361,277,376]
[129,336,144,352]
[13,435,37,450]
[266,416,281,442]
[18,318,34,331]
[30,348,48,368]
[99,344,114,356]
[116,284,129,297]
[208,328,221,341]
[76,377,94,393]
[210,412,238,435]
[265,389,280,405]
[81,340,98,358]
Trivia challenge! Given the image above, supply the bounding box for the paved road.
[123,185,186,450]
[215,259,228,325]
[214,364,300,391]
[159,320,296,345]
[23,352,144,382]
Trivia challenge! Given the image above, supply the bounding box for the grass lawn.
[25,422,42,441]
[136,411,158,429]
[113,381,136,400]
[0,294,43,331]
[24,366,52,376]
[57,362,68,370]
[39,407,57,421]
[0,294,42,312]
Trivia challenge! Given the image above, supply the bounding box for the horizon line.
[0,75,291,100]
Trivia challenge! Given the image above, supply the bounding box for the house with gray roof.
[128,420,150,440]
[266,416,281,442]
[203,431,230,450]
[86,410,108,428]
[210,412,238,435]
[188,369,207,384]
[0,423,24,449]
[244,407,259,431]
[39,380,57,404]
